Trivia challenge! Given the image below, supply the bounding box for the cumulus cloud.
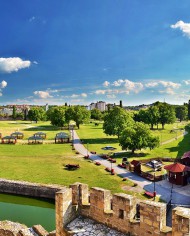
[171,20,190,38]
[112,79,124,87]
[103,81,110,87]
[81,93,87,97]
[34,91,52,99]
[71,93,87,98]
[95,90,106,95]
[0,80,7,88]
[0,57,31,73]
[107,94,116,99]
[183,80,190,85]
[111,79,143,94]
[145,80,181,89]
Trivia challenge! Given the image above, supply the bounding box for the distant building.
[96,101,106,112]
[89,101,106,112]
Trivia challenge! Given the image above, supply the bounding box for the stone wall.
[56,183,190,236]
[0,179,62,199]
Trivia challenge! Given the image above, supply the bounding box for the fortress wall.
[64,183,190,236]
[0,179,61,199]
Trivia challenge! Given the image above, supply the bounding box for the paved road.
[72,130,190,205]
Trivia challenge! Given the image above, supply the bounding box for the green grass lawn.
[0,120,189,200]
[77,121,190,163]
[0,120,144,197]
[0,121,69,140]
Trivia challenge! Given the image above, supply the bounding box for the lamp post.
[87,143,89,157]
[170,183,173,204]
[153,169,156,201]
[111,161,113,175]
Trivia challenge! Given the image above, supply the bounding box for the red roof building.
[164,163,190,185]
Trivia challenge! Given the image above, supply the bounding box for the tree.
[48,106,67,127]
[65,106,90,129]
[146,106,160,129]
[28,107,46,122]
[12,105,17,120]
[91,108,103,120]
[157,103,176,129]
[103,106,134,138]
[175,105,188,122]
[188,100,190,120]
[119,122,160,153]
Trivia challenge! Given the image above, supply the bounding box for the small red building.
[181,151,190,166]
[164,162,190,186]
[130,160,141,174]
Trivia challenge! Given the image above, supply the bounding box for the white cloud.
[81,93,87,97]
[103,81,110,87]
[33,61,38,65]
[145,82,159,88]
[112,79,124,87]
[123,80,144,93]
[183,80,190,85]
[171,20,190,38]
[111,79,143,94]
[95,90,106,95]
[34,91,52,99]
[145,80,181,89]
[0,80,7,88]
[106,94,116,99]
[0,57,31,73]
[159,81,181,89]
[71,94,79,98]
[0,92,2,96]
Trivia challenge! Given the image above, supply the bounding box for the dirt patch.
[122,185,143,193]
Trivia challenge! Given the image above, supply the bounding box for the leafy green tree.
[65,106,90,129]
[46,106,58,121]
[103,106,134,138]
[28,107,46,123]
[157,103,176,129]
[175,105,188,122]
[136,109,149,123]
[146,106,160,129]
[188,100,190,120]
[119,122,160,153]
[91,108,103,120]
[12,105,17,120]
[48,106,67,127]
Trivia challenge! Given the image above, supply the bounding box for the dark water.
[0,193,55,232]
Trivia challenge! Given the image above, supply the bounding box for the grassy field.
[0,121,68,140]
[0,120,144,197]
[0,120,189,200]
[77,121,190,162]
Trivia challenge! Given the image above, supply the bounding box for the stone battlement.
[56,183,190,236]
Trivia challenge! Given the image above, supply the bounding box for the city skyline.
[1,1,190,106]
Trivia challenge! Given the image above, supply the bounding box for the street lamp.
[87,143,89,157]
[170,183,173,204]
[153,169,156,201]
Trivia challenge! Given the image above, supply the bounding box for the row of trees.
[28,105,90,129]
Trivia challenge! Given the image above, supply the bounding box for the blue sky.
[1,0,190,106]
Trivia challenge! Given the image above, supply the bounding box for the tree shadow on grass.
[81,138,118,145]
[165,125,190,160]
[24,125,61,131]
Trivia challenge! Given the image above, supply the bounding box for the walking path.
[72,130,190,205]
